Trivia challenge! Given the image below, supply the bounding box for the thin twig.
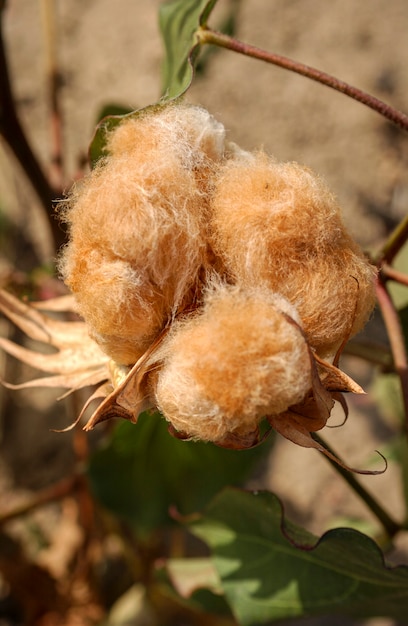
[381,263,408,288]
[197,27,408,133]
[0,474,80,525]
[344,339,394,371]
[313,433,401,538]
[40,0,64,191]
[0,4,64,251]
[377,214,408,266]
[375,277,408,434]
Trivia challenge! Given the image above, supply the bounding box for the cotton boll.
[107,102,226,170]
[60,161,205,363]
[273,249,376,360]
[210,152,376,359]
[60,103,226,364]
[154,285,312,443]
[168,103,226,164]
[210,152,343,268]
[61,247,169,364]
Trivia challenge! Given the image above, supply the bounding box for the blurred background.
[0,1,407,624]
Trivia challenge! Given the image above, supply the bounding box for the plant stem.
[40,0,64,191]
[197,27,408,133]
[377,214,408,265]
[313,433,401,538]
[381,263,408,288]
[375,277,408,434]
[343,339,393,371]
[0,4,64,251]
[0,474,80,525]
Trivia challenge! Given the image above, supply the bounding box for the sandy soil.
[0,1,408,624]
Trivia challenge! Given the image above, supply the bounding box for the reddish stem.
[375,277,408,434]
[197,28,408,132]
[0,475,80,525]
[381,263,408,288]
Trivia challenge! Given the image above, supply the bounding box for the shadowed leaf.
[190,489,408,624]
[87,413,272,535]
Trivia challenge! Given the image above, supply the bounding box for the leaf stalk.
[380,263,408,288]
[197,27,408,132]
[375,277,408,435]
[313,433,401,539]
[377,214,408,266]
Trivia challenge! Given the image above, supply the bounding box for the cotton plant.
[1,102,377,468]
[1,1,408,623]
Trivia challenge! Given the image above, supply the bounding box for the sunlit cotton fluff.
[60,103,227,364]
[154,284,312,444]
[107,103,226,168]
[210,152,376,360]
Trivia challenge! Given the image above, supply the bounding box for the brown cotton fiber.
[107,103,226,167]
[154,284,312,443]
[210,152,376,359]
[60,103,226,364]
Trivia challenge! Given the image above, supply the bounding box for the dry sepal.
[0,102,379,469]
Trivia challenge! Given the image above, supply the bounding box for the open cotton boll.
[154,285,312,444]
[60,247,171,364]
[210,152,344,265]
[275,250,376,360]
[60,104,226,364]
[210,152,376,359]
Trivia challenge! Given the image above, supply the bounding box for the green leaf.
[156,557,233,617]
[165,557,222,598]
[159,0,218,98]
[96,104,135,123]
[87,412,271,536]
[190,488,408,624]
[88,104,139,165]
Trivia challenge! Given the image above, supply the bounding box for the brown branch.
[0,475,80,525]
[381,263,408,288]
[40,0,64,191]
[377,214,408,266]
[197,27,408,133]
[0,3,65,251]
[375,277,408,435]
